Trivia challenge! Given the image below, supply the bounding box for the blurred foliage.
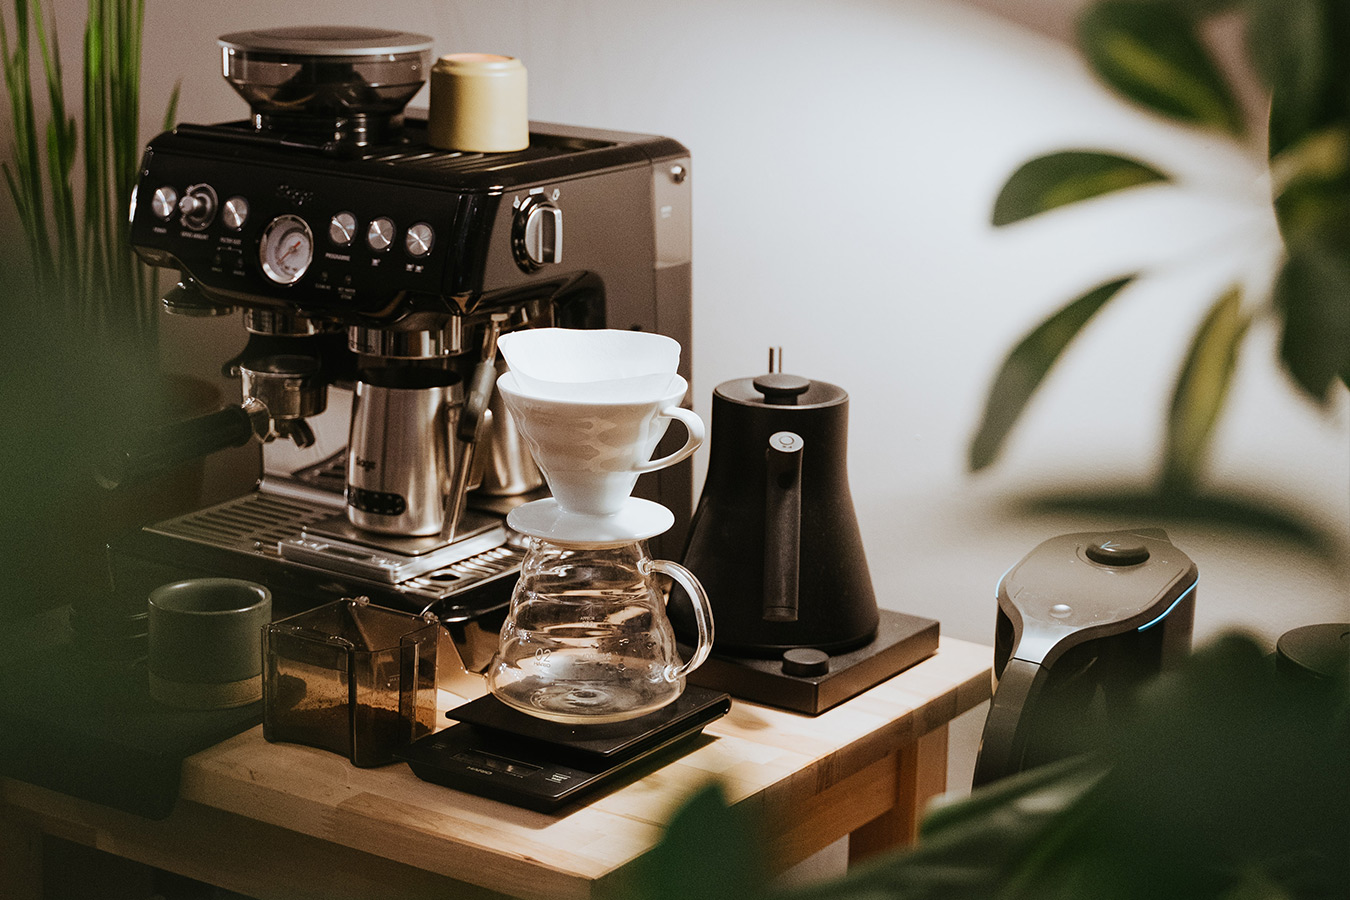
[1,0,178,359]
[969,0,1350,492]
[0,1,185,622]
[633,633,1349,900]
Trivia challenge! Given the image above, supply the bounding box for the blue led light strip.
[1137,581,1197,632]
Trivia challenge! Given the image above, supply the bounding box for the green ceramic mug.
[148,578,272,710]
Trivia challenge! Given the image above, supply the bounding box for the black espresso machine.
[109,26,694,671]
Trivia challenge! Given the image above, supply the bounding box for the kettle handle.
[646,558,714,681]
[971,657,1049,788]
[762,431,804,622]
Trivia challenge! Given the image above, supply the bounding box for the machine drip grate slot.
[147,493,334,557]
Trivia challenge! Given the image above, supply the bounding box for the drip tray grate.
[146,492,334,557]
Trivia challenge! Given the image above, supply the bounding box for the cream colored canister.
[427,53,528,152]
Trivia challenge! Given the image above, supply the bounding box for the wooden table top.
[169,636,992,899]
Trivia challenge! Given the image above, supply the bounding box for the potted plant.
[0,0,198,618]
[966,0,1349,500]
[2,0,176,356]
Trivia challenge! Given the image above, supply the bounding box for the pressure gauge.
[259,214,314,285]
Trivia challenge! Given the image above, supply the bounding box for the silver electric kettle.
[971,528,1197,787]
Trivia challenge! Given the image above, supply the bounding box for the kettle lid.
[716,373,846,409]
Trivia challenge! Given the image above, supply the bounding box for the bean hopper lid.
[219,25,434,146]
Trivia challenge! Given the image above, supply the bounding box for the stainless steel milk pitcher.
[346,378,466,536]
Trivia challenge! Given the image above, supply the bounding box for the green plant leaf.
[968,276,1135,472]
[1271,126,1350,257]
[781,756,1109,900]
[627,782,768,900]
[1077,0,1245,136]
[992,151,1170,226]
[162,79,180,131]
[1247,0,1334,158]
[1162,286,1250,493]
[1273,239,1350,402]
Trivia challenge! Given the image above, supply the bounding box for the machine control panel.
[130,152,462,316]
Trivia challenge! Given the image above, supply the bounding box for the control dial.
[178,183,218,230]
[511,195,563,270]
[222,196,249,231]
[329,211,357,247]
[405,222,434,258]
[259,214,314,285]
[367,216,395,252]
[151,186,178,221]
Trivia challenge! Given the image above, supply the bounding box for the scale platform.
[397,686,731,813]
[684,609,940,715]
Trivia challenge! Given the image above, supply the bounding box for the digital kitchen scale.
[397,686,731,813]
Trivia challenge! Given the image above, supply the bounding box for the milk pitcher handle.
[644,558,714,680]
[633,406,705,473]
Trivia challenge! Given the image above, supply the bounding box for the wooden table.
[0,637,990,900]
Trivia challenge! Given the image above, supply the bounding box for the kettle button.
[782,648,830,678]
[1085,540,1150,567]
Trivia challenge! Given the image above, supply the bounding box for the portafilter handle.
[97,354,328,489]
[96,401,268,490]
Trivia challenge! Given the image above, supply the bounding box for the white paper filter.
[497,328,681,402]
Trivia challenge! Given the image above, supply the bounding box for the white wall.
[32,0,1346,789]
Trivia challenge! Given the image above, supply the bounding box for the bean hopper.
[113,26,697,677]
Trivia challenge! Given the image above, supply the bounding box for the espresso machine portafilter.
[109,26,695,668]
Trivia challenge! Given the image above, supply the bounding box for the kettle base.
[679,609,939,715]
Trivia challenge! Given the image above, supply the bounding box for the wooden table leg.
[847,725,949,865]
[0,809,42,900]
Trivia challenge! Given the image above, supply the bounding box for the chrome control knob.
[329,211,357,247]
[367,216,395,252]
[512,196,562,270]
[178,183,218,230]
[222,196,249,231]
[151,186,178,221]
[405,222,434,258]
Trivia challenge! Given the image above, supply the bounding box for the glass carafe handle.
[643,558,714,681]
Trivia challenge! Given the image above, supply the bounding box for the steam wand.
[441,313,508,541]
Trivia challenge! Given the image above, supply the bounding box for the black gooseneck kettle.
[673,367,879,657]
[972,529,1197,787]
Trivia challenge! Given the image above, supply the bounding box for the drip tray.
[684,609,940,715]
[279,511,509,584]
